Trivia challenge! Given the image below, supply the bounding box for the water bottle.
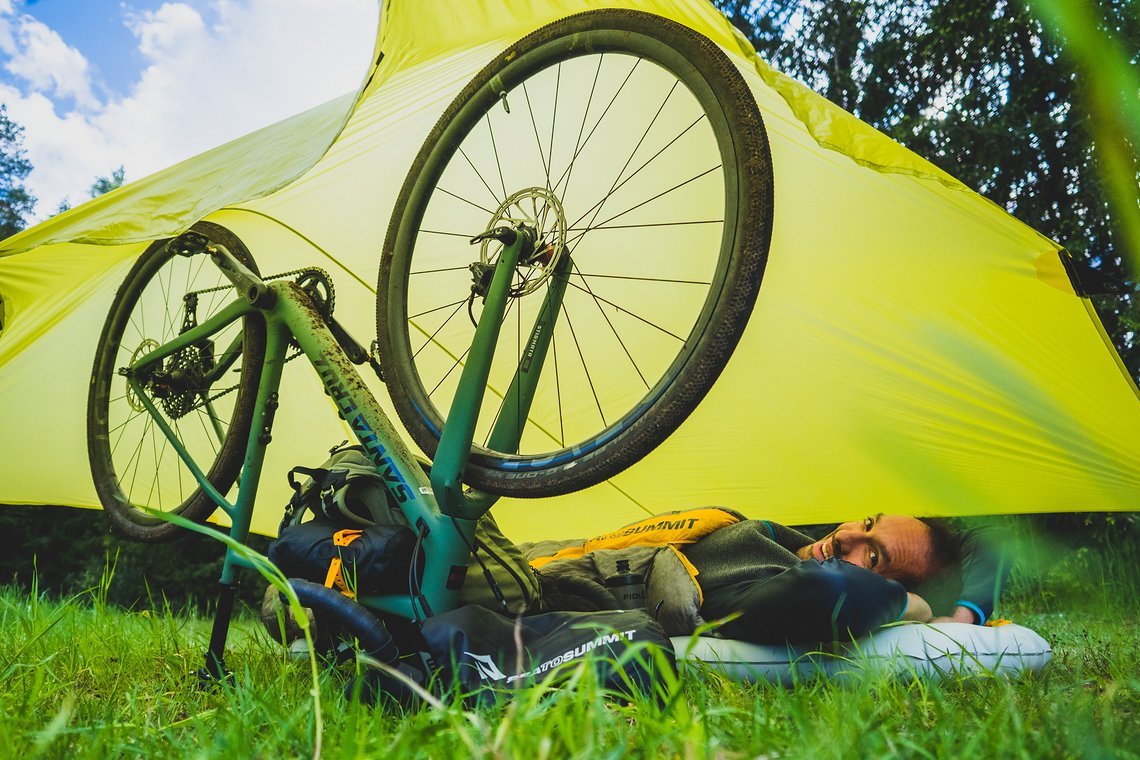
[605,559,646,608]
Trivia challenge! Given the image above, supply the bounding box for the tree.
[89,166,126,198]
[0,105,36,240]
[714,0,1140,380]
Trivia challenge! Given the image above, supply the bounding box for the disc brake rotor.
[125,339,159,413]
[479,186,568,297]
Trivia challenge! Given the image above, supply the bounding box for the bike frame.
[122,227,568,676]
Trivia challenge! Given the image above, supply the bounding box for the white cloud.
[2,13,97,109]
[128,2,207,59]
[1,0,378,219]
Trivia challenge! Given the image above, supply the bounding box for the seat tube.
[219,318,290,584]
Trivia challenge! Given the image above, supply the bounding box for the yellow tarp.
[1,0,1137,541]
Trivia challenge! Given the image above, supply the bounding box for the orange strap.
[324,529,364,599]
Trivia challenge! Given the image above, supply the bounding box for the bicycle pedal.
[169,231,210,257]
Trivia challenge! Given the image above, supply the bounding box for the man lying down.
[508,508,1009,644]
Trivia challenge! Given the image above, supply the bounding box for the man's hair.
[903,517,962,589]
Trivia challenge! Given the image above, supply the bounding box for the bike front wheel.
[87,222,265,542]
[378,9,773,497]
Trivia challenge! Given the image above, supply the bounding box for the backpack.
[274,443,541,614]
[268,520,416,599]
[280,443,404,530]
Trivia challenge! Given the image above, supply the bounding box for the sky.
[0,0,378,221]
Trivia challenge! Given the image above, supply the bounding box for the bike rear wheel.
[378,9,773,497]
[87,222,265,542]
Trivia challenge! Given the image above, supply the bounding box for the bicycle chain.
[184,266,335,309]
[175,267,330,413]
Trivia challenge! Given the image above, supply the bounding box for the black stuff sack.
[419,605,675,701]
[268,520,415,597]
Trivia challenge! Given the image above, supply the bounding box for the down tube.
[273,282,475,617]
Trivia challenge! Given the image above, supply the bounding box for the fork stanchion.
[431,225,533,519]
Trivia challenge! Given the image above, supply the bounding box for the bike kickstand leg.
[198,580,238,687]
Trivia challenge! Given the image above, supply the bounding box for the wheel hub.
[125,340,215,420]
[156,345,212,419]
[479,187,568,297]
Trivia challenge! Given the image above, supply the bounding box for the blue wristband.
[955,600,986,625]
[760,520,776,541]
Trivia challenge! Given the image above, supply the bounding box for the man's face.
[795,514,936,583]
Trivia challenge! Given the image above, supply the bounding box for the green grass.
[1,547,1138,759]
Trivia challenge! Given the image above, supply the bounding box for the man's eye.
[863,517,873,531]
[869,550,880,569]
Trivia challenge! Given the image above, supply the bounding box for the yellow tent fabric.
[1,0,1137,542]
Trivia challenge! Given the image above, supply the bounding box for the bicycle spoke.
[522,81,552,193]
[435,186,498,216]
[560,54,603,206]
[417,230,477,241]
[573,79,680,239]
[158,260,174,342]
[552,326,564,447]
[551,56,640,200]
[410,297,471,321]
[565,271,711,286]
[567,219,722,234]
[566,165,721,251]
[148,421,163,508]
[428,343,472,399]
[486,112,508,201]
[569,261,649,389]
[458,145,504,209]
[560,302,606,427]
[109,405,146,439]
[110,405,147,454]
[565,279,686,342]
[205,273,224,319]
[548,63,560,195]
[123,414,154,503]
[173,417,186,503]
[411,298,469,360]
[565,113,709,235]
[194,401,219,457]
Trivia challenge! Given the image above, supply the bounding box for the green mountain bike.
[85,9,774,682]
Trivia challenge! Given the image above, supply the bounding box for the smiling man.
[794,514,954,584]
[680,512,1005,643]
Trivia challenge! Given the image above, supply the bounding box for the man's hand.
[901,592,933,622]
[932,605,979,624]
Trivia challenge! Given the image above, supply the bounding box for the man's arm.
[700,558,908,644]
[934,524,1012,624]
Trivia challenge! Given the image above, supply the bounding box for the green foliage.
[1028,0,1140,276]
[0,105,36,239]
[88,166,126,199]
[0,506,270,612]
[717,0,1140,381]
